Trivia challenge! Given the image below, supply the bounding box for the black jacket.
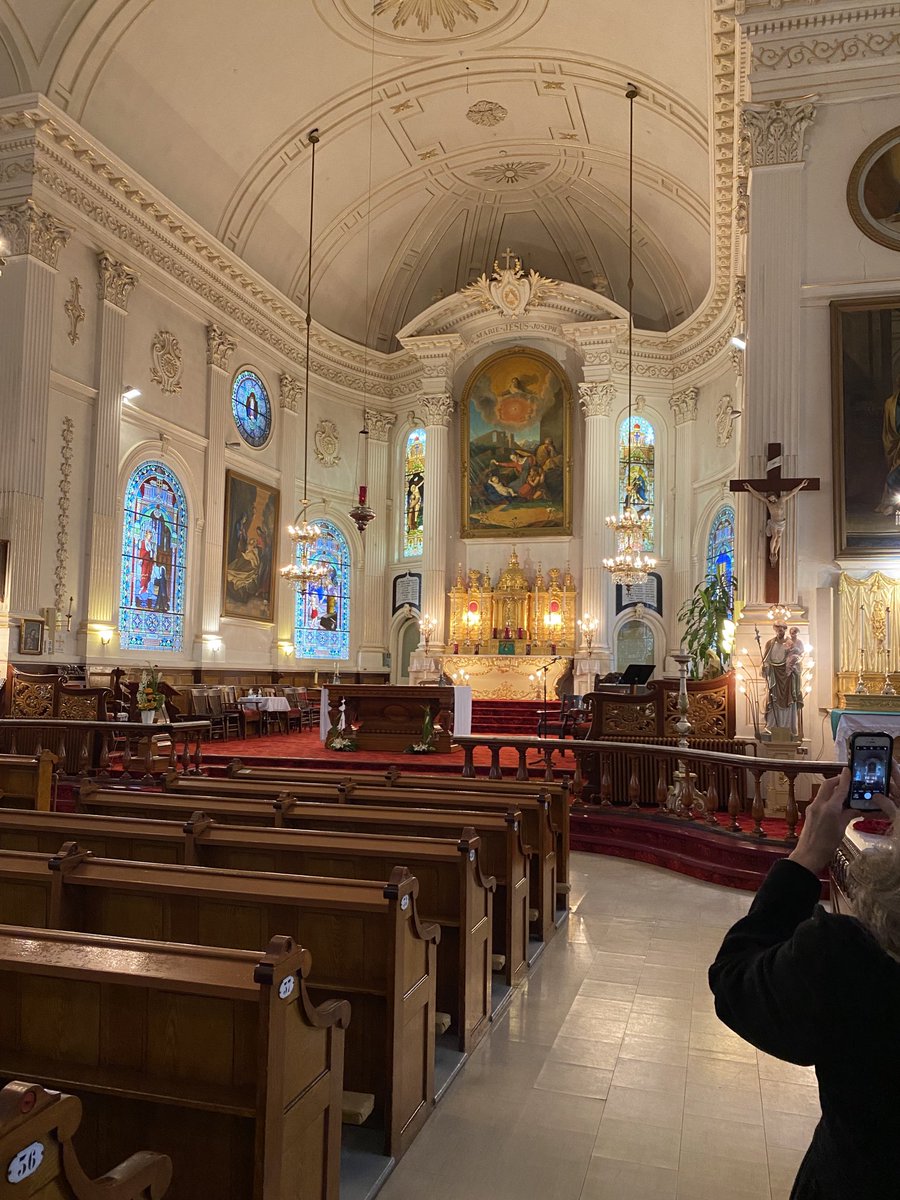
[709,859,900,1200]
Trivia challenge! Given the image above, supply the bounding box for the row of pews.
[0,754,570,1199]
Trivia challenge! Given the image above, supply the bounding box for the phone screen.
[849,733,893,810]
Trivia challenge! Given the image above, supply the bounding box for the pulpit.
[326,684,455,752]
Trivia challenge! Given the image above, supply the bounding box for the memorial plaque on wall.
[615,572,662,615]
[392,572,421,613]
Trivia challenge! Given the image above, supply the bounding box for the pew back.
[0,751,56,812]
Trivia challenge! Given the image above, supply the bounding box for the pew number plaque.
[278,975,295,1000]
[7,1140,44,1183]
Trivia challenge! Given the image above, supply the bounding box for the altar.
[445,654,570,700]
[320,684,471,752]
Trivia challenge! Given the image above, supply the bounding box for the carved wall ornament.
[715,395,741,447]
[314,419,342,467]
[731,345,745,378]
[418,393,454,426]
[634,394,646,416]
[466,100,507,127]
[463,251,559,318]
[578,381,616,418]
[149,330,183,395]
[734,276,746,328]
[54,416,74,618]
[735,177,749,233]
[64,278,84,345]
[373,0,497,33]
[279,373,303,412]
[754,30,900,71]
[740,99,816,168]
[206,323,236,370]
[670,387,699,425]
[0,199,70,268]
[470,161,545,186]
[365,408,397,443]
[97,252,138,310]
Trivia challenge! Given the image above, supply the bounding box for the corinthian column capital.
[740,98,816,168]
[0,200,71,268]
[579,381,616,418]
[206,323,237,370]
[417,393,454,427]
[97,252,139,310]
[670,387,699,425]
[365,408,396,442]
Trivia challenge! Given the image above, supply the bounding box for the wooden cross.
[729,442,820,605]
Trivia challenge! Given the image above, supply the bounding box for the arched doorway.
[394,617,420,684]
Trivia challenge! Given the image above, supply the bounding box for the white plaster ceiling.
[0,0,714,350]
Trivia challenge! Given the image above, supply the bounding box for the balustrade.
[0,718,209,779]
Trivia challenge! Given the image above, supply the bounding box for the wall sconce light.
[121,386,141,404]
[97,627,114,648]
[730,332,746,350]
[577,613,599,651]
[204,635,223,655]
[419,612,437,650]
[279,641,296,658]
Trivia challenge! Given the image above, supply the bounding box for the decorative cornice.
[740,98,816,167]
[0,198,70,267]
[206,323,236,370]
[417,393,455,426]
[670,386,699,425]
[579,381,616,418]
[97,251,138,310]
[365,408,397,442]
[279,373,303,413]
[754,28,900,71]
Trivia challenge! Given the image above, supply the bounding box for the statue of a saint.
[761,622,804,737]
[742,479,809,567]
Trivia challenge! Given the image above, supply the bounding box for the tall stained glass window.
[707,504,736,591]
[120,461,187,652]
[295,520,350,660]
[618,415,655,550]
[403,428,425,558]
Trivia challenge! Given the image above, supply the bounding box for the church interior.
[0,1,898,1197]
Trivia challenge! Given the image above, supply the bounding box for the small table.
[239,695,291,735]
[831,710,900,758]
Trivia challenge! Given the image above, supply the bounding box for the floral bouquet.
[405,705,437,754]
[137,664,166,712]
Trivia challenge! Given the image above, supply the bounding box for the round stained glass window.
[231,368,272,448]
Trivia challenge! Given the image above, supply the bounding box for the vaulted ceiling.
[0,0,715,351]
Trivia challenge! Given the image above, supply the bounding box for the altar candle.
[860,606,865,656]
[888,607,892,655]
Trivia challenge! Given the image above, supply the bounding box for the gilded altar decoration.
[314,420,342,467]
[222,471,280,623]
[64,278,84,345]
[448,550,576,653]
[150,330,183,395]
[837,571,900,705]
[373,0,497,33]
[462,252,559,318]
[461,346,572,537]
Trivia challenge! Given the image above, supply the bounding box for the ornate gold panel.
[10,678,54,718]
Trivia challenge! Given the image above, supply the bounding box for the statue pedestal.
[757,729,809,816]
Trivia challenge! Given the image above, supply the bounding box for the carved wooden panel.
[10,675,54,717]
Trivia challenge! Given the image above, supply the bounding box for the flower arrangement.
[137,664,166,712]
[405,705,438,754]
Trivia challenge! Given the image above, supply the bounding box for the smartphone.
[848,731,893,811]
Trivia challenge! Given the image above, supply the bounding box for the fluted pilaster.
[578,382,616,672]
[359,408,395,668]
[419,394,454,648]
[670,388,699,617]
[201,324,237,641]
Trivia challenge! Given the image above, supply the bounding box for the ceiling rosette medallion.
[318,0,545,51]
[463,251,559,318]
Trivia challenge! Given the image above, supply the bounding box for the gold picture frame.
[831,294,900,555]
[847,127,900,253]
[460,346,572,539]
[19,618,45,656]
[221,470,281,622]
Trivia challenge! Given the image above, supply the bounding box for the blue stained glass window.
[618,415,655,551]
[294,520,351,660]
[231,368,272,448]
[119,460,187,652]
[403,429,425,558]
[707,504,736,591]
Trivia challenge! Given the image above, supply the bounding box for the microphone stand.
[531,656,561,762]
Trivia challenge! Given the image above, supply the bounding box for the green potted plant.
[676,574,738,679]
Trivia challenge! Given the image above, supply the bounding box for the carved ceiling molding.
[206,323,237,370]
[0,198,70,267]
[97,251,138,310]
[753,27,900,71]
[740,98,817,167]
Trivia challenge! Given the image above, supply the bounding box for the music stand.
[620,663,655,694]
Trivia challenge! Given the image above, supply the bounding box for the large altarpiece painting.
[832,296,900,555]
[461,347,572,538]
[222,470,280,622]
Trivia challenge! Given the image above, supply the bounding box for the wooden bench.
[0,928,346,1199]
[0,846,438,1160]
[165,773,561,943]
[0,750,56,811]
[75,788,530,987]
[0,1079,172,1198]
[0,806,493,1054]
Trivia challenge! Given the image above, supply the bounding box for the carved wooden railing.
[0,718,210,779]
[453,733,844,840]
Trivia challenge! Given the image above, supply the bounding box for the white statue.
[742,479,809,567]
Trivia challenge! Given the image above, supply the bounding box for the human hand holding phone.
[788,769,856,876]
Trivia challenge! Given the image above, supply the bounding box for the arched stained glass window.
[706,504,736,591]
[120,461,187,652]
[618,415,655,551]
[295,520,350,660]
[403,429,425,558]
[616,619,655,670]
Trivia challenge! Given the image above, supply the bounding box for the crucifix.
[729,442,820,605]
[500,247,518,271]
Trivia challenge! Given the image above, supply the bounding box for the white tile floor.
[378,852,820,1200]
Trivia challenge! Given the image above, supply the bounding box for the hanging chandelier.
[280,128,331,594]
[603,84,656,592]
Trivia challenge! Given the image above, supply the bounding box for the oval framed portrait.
[847,127,900,252]
[231,367,273,448]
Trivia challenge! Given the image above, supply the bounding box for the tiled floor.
[378,852,819,1200]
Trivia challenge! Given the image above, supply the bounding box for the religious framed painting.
[221,470,280,621]
[831,295,900,555]
[847,128,900,253]
[461,346,572,538]
[19,618,44,656]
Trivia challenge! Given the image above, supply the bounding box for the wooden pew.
[0,928,346,1199]
[0,1079,172,1199]
[225,760,573,900]
[0,750,56,811]
[75,787,530,986]
[165,773,560,943]
[0,846,438,1160]
[0,806,493,1053]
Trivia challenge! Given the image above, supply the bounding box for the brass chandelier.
[603,84,656,592]
[280,128,331,593]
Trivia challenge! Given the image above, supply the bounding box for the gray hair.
[847,820,900,960]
